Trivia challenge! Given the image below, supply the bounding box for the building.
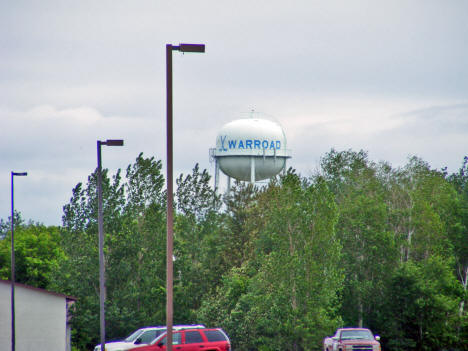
[0,279,76,351]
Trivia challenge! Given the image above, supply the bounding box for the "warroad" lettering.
[219,136,281,151]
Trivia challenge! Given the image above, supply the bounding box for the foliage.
[0,222,64,289]
[51,153,167,350]
[320,150,466,350]
[383,257,463,351]
[174,164,222,319]
[199,171,343,351]
[320,149,397,329]
[5,150,467,351]
[446,156,468,350]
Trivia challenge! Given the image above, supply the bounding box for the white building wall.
[0,282,12,349]
[0,282,68,351]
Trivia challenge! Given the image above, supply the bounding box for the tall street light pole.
[11,171,27,351]
[166,43,205,351]
[97,139,124,351]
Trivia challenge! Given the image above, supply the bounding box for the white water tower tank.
[211,118,291,187]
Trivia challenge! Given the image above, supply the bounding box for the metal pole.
[165,42,204,351]
[166,43,174,351]
[97,141,106,351]
[10,171,26,351]
[10,172,15,351]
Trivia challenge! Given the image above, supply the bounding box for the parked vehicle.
[128,328,231,351]
[94,325,205,351]
[323,328,381,351]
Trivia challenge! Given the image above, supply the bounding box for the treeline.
[0,150,467,351]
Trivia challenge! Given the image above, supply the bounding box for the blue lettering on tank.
[219,135,228,151]
[223,139,282,151]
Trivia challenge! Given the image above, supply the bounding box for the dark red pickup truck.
[323,328,381,351]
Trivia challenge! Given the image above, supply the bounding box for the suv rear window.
[204,330,227,342]
[185,331,204,344]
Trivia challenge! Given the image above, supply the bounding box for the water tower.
[210,118,291,192]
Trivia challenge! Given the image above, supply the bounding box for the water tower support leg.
[214,159,220,194]
[250,157,255,184]
[226,176,231,196]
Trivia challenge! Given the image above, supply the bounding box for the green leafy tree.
[105,153,167,331]
[45,149,467,351]
[200,171,343,351]
[0,211,24,239]
[52,166,125,349]
[396,158,458,262]
[320,149,397,329]
[446,156,468,348]
[371,156,464,350]
[174,164,222,320]
[383,257,463,351]
[52,153,167,350]
[0,221,64,289]
[220,180,258,269]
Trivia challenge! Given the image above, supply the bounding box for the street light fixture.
[11,171,27,351]
[166,43,205,351]
[97,139,124,351]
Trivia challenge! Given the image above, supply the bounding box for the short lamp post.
[97,139,124,351]
[10,171,27,351]
[166,43,205,351]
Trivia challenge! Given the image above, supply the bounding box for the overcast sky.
[1,0,467,226]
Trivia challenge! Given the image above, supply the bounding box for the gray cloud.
[1,0,467,224]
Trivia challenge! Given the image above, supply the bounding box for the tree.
[199,171,343,351]
[0,211,23,239]
[320,149,397,329]
[106,153,167,330]
[384,257,463,351]
[219,180,258,270]
[446,156,468,348]
[395,157,459,262]
[53,167,125,349]
[374,156,465,350]
[46,149,467,350]
[52,153,168,349]
[173,164,222,319]
[0,221,64,289]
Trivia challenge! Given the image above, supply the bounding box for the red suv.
[129,328,231,351]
